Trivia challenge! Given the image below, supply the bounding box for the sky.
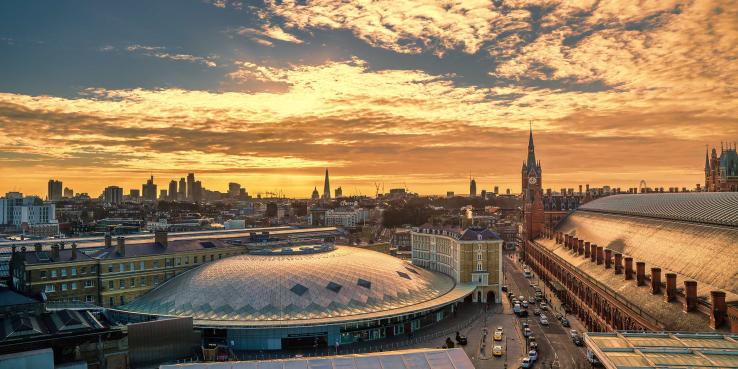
[1,0,737,198]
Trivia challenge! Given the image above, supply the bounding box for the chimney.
[572,237,578,252]
[578,240,584,256]
[71,242,77,260]
[155,229,168,248]
[596,246,604,265]
[624,257,634,280]
[51,244,60,260]
[614,253,623,274]
[665,273,677,302]
[636,261,646,286]
[651,267,661,294]
[710,291,727,329]
[684,280,697,312]
[590,244,598,262]
[585,242,591,258]
[116,236,125,256]
[34,243,42,252]
[105,233,112,248]
[604,249,612,268]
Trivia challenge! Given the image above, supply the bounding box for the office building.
[103,186,124,205]
[469,178,476,197]
[62,187,74,198]
[47,179,62,202]
[335,186,343,198]
[193,180,202,202]
[0,194,57,232]
[168,180,178,200]
[228,182,241,198]
[411,225,503,303]
[142,175,157,202]
[129,189,140,199]
[178,177,186,200]
[186,173,195,201]
[324,208,368,228]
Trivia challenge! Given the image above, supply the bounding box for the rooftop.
[579,193,738,227]
[585,331,738,368]
[89,238,238,260]
[159,348,475,369]
[413,224,501,241]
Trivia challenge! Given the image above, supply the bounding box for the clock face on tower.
[528,176,537,185]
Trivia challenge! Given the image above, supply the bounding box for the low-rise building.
[411,224,503,303]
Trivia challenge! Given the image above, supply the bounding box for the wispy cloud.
[233,25,303,44]
[120,44,218,67]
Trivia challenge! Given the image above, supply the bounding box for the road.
[504,254,590,369]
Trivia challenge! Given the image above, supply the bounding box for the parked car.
[492,345,503,357]
[540,317,549,326]
[573,335,584,346]
[519,309,529,317]
[513,304,522,315]
[529,341,538,350]
[540,302,548,310]
[561,318,570,327]
[522,301,529,308]
[529,350,538,362]
[494,327,503,341]
[521,358,532,368]
[570,329,579,339]
[529,297,536,304]
[523,327,532,337]
[522,321,530,330]
[533,308,541,316]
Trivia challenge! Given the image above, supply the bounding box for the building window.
[51,270,57,278]
[153,260,159,268]
[130,278,135,288]
[81,267,87,274]
[108,264,113,273]
[119,280,125,289]
[108,280,114,289]
[176,257,181,266]
[185,256,189,265]
[85,280,94,288]
[109,297,114,306]
[218,254,222,259]
[71,267,77,276]
[394,325,404,335]
[210,255,214,261]
[140,277,146,287]
[119,264,125,272]
[154,275,160,285]
[120,296,125,305]
[40,270,46,279]
[194,256,198,264]
[86,295,94,303]
[129,262,135,271]
[90,265,97,273]
[45,284,55,293]
[71,282,77,290]
[61,283,67,291]
[165,259,173,267]
[140,261,145,271]
[60,269,67,277]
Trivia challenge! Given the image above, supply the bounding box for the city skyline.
[1,1,737,197]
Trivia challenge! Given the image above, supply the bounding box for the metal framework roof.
[585,331,738,368]
[159,348,475,369]
[579,193,738,227]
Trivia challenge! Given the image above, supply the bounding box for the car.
[513,304,522,315]
[561,318,570,327]
[570,329,579,339]
[529,282,536,288]
[522,301,529,308]
[492,345,503,357]
[523,327,532,337]
[519,309,529,317]
[529,341,538,350]
[540,303,548,310]
[522,321,530,330]
[573,335,584,346]
[540,317,549,326]
[533,308,541,316]
[521,358,532,368]
[529,297,536,304]
[494,328,503,341]
[529,350,538,362]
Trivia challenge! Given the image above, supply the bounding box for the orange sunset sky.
[0,1,736,198]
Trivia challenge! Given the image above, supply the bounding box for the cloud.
[233,25,303,44]
[123,44,218,68]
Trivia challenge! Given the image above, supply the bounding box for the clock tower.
[522,125,544,240]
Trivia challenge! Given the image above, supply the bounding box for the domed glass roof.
[121,246,460,326]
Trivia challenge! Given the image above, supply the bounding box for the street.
[504,253,591,368]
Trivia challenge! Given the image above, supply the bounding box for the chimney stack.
[51,244,60,260]
[578,239,584,256]
[585,242,591,258]
[155,229,168,248]
[71,242,77,260]
[105,233,112,248]
[596,246,604,265]
[710,291,727,329]
[684,280,698,312]
[614,253,623,274]
[590,244,597,262]
[624,257,634,280]
[116,236,125,256]
[604,249,612,268]
[34,243,42,252]
[665,273,677,302]
[651,267,661,294]
[572,237,578,252]
[636,261,646,286]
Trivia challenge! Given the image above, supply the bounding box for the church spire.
[705,146,710,173]
[526,121,537,169]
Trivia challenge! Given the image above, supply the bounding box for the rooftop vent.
[397,271,412,280]
[357,278,372,289]
[326,282,342,293]
[200,241,215,248]
[290,284,308,296]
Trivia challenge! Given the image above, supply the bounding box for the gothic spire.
[322,168,331,199]
[705,146,710,173]
[526,122,537,169]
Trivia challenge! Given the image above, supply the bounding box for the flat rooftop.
[585,331,738,368]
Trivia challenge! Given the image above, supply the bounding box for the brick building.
[705,144,738,192]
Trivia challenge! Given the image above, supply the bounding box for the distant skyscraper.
[47,179,62,201]
[228,183,241,198]
[130,189,140,198]
[103,186,123,204]
[168,180,178,201]
[322,169,331,199]
[335,187,343,198]
[160,189,168,199]
[142,176,157,201]
[178,177,186,200]
[186,173,195,201]
[470,178,477,198]
[63,187,74,198]
[494,186,499,194]
[193,180,202,202]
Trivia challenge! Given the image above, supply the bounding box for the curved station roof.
[543,193,738,331]
[121,246,472,327]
